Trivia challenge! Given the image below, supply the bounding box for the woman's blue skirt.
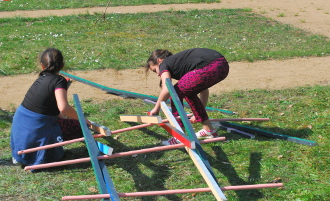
[10,105,64,166]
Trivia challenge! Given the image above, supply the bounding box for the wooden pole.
[17,134,105,155]
[23,137,226,171]
[18,117,269,155]
[62,183,283,200]
[159,123,195,149]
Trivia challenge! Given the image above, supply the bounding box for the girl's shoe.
[195,129,218,139]
[162,137,181,145]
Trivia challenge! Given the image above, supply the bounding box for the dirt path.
[0,1,329,110]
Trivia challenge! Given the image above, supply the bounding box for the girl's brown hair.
[39,48,64,76]
[145,49,172,71]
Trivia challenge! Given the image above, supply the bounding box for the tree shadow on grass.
[210,146,264,200]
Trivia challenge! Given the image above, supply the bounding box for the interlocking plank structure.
[21,93,283,200]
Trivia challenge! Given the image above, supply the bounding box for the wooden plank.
[220,122,317,146]
[186,147,227,201]
[159,123,196,149]
[60,71,234,114]
[159,101,195,149]
[120,115,162,124]
[73,94,119,201]
[89,120,111,136]
[97,141,113,156]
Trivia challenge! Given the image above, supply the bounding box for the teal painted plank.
[73,94,120,201]
[60,71,233,114]
[220,122,317,146]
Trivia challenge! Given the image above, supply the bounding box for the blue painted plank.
[97,141,113,156]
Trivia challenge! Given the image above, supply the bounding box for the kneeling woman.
[11,48,90,168]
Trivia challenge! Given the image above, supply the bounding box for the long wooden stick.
[62,183,284,200]
[17,134,105,155]
[18,117,269,155]
[23,137,226,171]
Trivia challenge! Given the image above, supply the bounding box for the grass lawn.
[0,3,329,201]
[0,0,220,11]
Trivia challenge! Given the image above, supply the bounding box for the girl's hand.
[149,108,159,116]
[189,115,197,124]
[85,119,92,127]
